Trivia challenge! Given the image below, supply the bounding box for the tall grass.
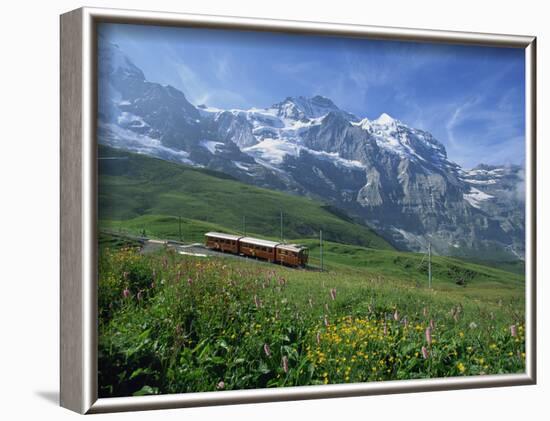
[98,246,525,397]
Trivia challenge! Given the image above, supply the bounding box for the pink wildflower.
[421,346,429,359]
[282,356,289,373]
[122,288,130,298]
[324,315,329,327]
[393,309,400,321]
[425,327,432,345]
[216,381,225,390]
[330,288,337,301]
[510,325,517,337]
[316,331,321,345]
[263,343,271,357]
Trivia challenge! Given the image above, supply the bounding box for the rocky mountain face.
[97,40,525,261]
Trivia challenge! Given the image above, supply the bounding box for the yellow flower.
[457,362,466,373]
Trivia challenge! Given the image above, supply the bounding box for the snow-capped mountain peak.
[271,95,358,122]
[374,112,398,126]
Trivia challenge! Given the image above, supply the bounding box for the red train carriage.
[239,237,279,263]
[204,232,242,254]
[204,232,309,268]
[275,244,309,267]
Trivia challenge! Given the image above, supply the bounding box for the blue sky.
[99,23,526,169]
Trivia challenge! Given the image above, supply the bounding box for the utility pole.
[280,210,284,243]
[243,215,246,236]
[320,230,323,272]
[178,216,182,242]
[428,241,432,289]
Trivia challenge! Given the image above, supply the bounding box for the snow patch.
[98,122,193,165]
[117,112,148,128]
[463,187,494,209]
[465,178,498,185]
[243,138,300,165]
[243,138,365,170]
[200,140,224,154]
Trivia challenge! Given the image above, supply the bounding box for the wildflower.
[308,298,313,308]
[429,319,435,330]
[282,356,289,373]
[187,277,193,286]
[137,290,143,301]
[469,322,478,329]
[330,288,337,301]
[263,343,271,357]
[402,317,409,328]
[324,315,329,327]
[316,331,321,345]
[421,346,429,359]
[423,307,428,317]
[393,309,400,321]
[510,324,517,337]
[457,362,466,373]
[122,288,130,298]
[254,294,261,308]
[425,327,432,345]
[383,321,388,336]
[325,303,329,313]
[216,381,225,390]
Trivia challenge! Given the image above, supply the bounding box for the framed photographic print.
[60,7,536,414]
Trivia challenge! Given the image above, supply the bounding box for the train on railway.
[204,232,309,267]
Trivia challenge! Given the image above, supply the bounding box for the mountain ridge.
[97,39,525,261]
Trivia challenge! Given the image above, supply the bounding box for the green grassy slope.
[299,239,523,298]
[98,145,393,250]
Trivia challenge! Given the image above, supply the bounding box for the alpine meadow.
[96,23,527,397]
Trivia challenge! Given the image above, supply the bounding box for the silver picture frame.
[60,6,537,414]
